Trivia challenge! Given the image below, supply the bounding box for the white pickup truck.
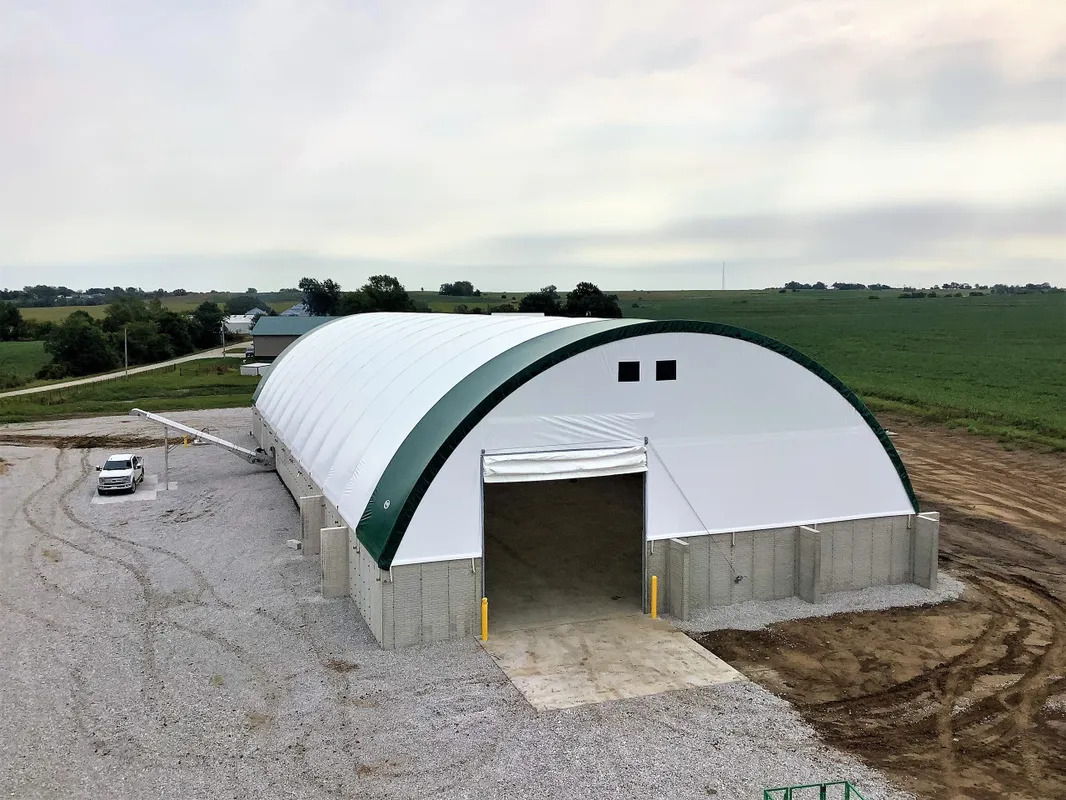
[96,453,145,494]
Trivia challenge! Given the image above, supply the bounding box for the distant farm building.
[250,316,341,360]
[224,310,269,335]
[252,313,939,649]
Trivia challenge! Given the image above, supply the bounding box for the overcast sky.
[1,0,1064,292]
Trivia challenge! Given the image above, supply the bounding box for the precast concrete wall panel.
[852,518,875,589]
[647,543,667,614]
[687,536,710,613]
[890,517,912,584]
[391,566,423,649]
[798,526,822,604]
[420,561,451,642]
[752,532,775,601]
[772,529,796,599]
[448,560,479,638]
[667,540,690,621]
[831,524,855,595]
[727,533,752,604]
[871,518,893,586]
[709,537,734,607]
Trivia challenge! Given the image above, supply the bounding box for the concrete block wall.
[666,539,690,620]
[913,512,940,590]
[818,516,912,594]
[797,526,822,603]
[320,526,350,598]
[659,514,930,616]
[378,559,481,649]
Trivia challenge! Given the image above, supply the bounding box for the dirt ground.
[698,414,1066,800]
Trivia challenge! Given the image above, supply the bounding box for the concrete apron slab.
[481,614,744,711]
[90,474,177,505]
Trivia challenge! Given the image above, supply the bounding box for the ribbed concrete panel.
[420,561,451,643]
[300,495,324,556]
[448,560,478,638]
[731,533,755,604]
[753,533,775,600]
[320,527,349,598]
[706,536,730,607]
[667,540,690,620]
[687,536,711,612]
[819,529,834,595]
[647,544,667,613]
[798,526,822,603]
[871,517,893,586]
[913,513,940,590]
[391,566,423,649]
[852,518,874,589]
[772,529,796,599]
[379,578,394,649]
[890,516,912,584]
[831,525,854,594]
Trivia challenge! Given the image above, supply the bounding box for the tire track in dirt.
[55,450,287,731]
[697,419,1066,800]
[18,449,132,616]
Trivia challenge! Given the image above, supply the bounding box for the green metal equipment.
[763,780,866,800]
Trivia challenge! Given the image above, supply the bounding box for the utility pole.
[124,326,129,376]
[721,262,726,291]
[220,321,225,353]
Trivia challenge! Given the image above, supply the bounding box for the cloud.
[0,0,1063,290]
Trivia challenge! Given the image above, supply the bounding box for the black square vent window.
[656,360,677,381]
[617,361,640,382]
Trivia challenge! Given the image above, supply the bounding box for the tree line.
[294,277,622,319]
[31,298,230,379]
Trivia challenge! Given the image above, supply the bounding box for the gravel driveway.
[0,410,914,799]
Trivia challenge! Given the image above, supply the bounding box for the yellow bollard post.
[481,597,489,641]
[650,575,658,619]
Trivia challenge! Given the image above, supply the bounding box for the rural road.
[0,347,243,399]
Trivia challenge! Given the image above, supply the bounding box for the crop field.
[7,289,1062,448]
[416,289,1065,449]
[0,358,258,424]
[16,292,301,322]
[0,341,50,386]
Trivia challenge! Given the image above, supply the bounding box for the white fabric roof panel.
[253,313,918,569]
[254,313,604,530]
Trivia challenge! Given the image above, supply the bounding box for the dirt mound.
[0,433,165,450]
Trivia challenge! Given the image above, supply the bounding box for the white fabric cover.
[483,445,647,483]
[397,332,913,565]
[254,313,603,546]
[255,315,914,568]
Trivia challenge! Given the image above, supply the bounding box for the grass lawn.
[0,358,259,424]
[0,340,50,386]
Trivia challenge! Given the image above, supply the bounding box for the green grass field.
[0,358,260,424]
[4,290,1063,448]
[0,340,50,387]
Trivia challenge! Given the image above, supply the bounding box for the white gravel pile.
[0,410,916,799]
[674,573,965,633]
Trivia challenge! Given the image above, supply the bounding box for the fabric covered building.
[252,313,938,648]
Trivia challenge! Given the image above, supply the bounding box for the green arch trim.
[356,319,920,569]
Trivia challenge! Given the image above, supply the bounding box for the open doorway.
[483,472,645,632]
